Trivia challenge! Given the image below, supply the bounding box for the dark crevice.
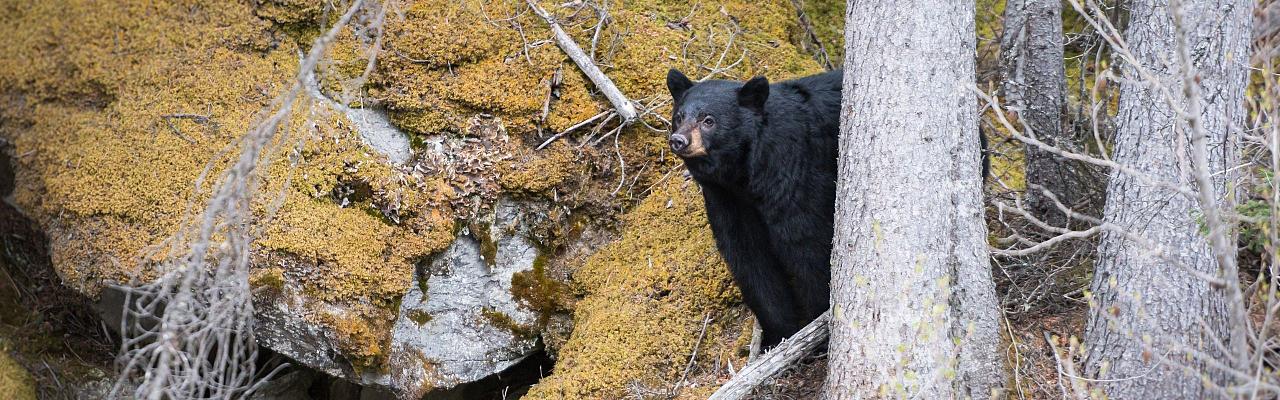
[284,346,557,400]
[0,144,118,399]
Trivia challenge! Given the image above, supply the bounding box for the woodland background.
[0,0,1268,399]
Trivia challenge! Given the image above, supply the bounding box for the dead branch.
[672,313,713,396]
[588,0,610,60]
[161,113,211,123]
[527,0,638,124]
[161,113,217,143]
[707,310,830,400]
[539,66,564,137]
[536,110,610,150]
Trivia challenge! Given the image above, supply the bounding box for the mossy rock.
[525,179,747,399]
[0,0,842,395]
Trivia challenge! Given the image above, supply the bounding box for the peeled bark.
[824,0,1004,397]
[1082,0,1251,397]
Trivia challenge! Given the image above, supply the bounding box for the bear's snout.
[669,125,707,157]
[669,134,689,152]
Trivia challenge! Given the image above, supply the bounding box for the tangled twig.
[111,1,378,399]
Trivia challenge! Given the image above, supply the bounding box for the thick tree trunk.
[1082,0,1250,397]
[824,0,1004,398]
[1018,0,1079,227]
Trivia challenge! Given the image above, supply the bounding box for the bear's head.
[665,69,768,166]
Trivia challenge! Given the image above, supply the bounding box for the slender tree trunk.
[824,0,1004,397]
[1018,0,1079,227]
[1000,0,1027,106]
[1082,0,1250,397]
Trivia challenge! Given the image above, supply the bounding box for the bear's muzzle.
[670,126,707,158]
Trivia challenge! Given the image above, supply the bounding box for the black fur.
[665,69,990,348]
[666,69,841,348]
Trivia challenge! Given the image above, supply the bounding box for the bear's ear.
[738,76,769,112]
[667,69,694,101]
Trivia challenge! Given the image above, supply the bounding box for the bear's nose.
[669,134,689,152]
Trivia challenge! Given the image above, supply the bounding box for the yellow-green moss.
[479,307,538,339]
[985,109,1028,191]
[407,309,433,325]
[318,309,390,374]
[799,0,846,65]
[510,250,571,320]
[252,0,322,26]
[1,1,300,294]
[525,179,744,399]
[372,0,825,136]
[467,220,498,268]
[0,0,460,371]
[0,350,35,400]
[499,142,578,195]
[249,267,287,292]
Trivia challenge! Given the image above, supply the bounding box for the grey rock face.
[255,290,352,380]
[255,198,546,396]
[337,107,412,166]
[304,67,412,166]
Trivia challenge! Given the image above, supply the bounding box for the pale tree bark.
[824,0,1004,398]
[1017,0,1081,227]
[999,0,1027,106]
[1082,0,1251,397]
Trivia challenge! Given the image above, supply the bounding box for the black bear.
[666,68,842,348]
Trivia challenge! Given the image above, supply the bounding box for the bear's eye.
[701,116,715,128]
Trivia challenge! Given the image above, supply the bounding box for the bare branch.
[536,110,611,150]
[527,0,638,124]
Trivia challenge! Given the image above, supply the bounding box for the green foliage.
[1236,170,1275,254]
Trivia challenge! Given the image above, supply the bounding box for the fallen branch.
[673,313,713,396]
[161,113,217,144]
[708,310,830,400]
[527,0,638,124]
[536,110,611,150]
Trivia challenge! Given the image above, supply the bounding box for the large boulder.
[256,196,550,396]
[0,0,838,397]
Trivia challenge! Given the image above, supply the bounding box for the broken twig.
[539,66,564,137]
[161,113,216,144]
[528,0,638,124]
[536,110,611,150]
[673,313,713,396]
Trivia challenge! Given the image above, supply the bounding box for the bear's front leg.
[700,184,803,348]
